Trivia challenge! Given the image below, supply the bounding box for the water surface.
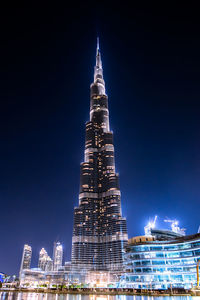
[0,292,199,300]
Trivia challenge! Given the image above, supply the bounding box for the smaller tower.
[38,248,53,271]
[46,256,53,271]
[53,242,63,271]
[19,244,32,277]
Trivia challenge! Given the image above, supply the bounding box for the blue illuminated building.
[122,232,200,289]
[0,272,4,283]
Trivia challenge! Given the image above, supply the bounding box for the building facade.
[38,248,53,271]
[71,39,128,272]
[53,242,63,271]
[122,233,200,289]
[19,244,32,277]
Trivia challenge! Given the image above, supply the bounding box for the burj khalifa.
[71,39,128,271]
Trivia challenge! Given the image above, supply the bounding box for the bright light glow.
[144,215,157,236]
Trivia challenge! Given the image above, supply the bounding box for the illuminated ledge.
[72,233,128,243]
[79,190,121,200]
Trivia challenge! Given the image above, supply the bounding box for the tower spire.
[96,36,100,54]
[95,37,102,69]
[91,37,105,96]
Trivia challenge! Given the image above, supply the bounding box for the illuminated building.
[53,242,63,271]
[71,39,128,272]
[122,231,200,289]
[0,273,4,283]
[38,248,53,271]
[19,268,117,287]
[19,267,83,287]
[19,244,32,277]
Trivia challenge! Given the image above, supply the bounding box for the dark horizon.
[1,2,200,275]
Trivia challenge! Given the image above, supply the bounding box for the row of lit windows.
[128,249,200,260]
[128,241,200,253]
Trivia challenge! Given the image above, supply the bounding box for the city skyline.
[1,3,200,275]
[19,242,63,273]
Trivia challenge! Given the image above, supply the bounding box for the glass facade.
[122,233,200,289]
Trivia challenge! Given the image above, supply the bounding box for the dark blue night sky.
[0,2,200,275]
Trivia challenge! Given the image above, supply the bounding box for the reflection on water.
[0,293,198,300]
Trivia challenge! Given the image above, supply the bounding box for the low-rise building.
[122,232,200,289]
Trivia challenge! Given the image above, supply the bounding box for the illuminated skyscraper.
[53,242,63,271]
[71,39,128,271]
[19,244,32,276]
[38,248,53,271]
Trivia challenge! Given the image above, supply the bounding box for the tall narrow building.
[53,242,63,271]
[19,244,32,277]
[71,39,128,271]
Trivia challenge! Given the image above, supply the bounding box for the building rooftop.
[128,232,200,246]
